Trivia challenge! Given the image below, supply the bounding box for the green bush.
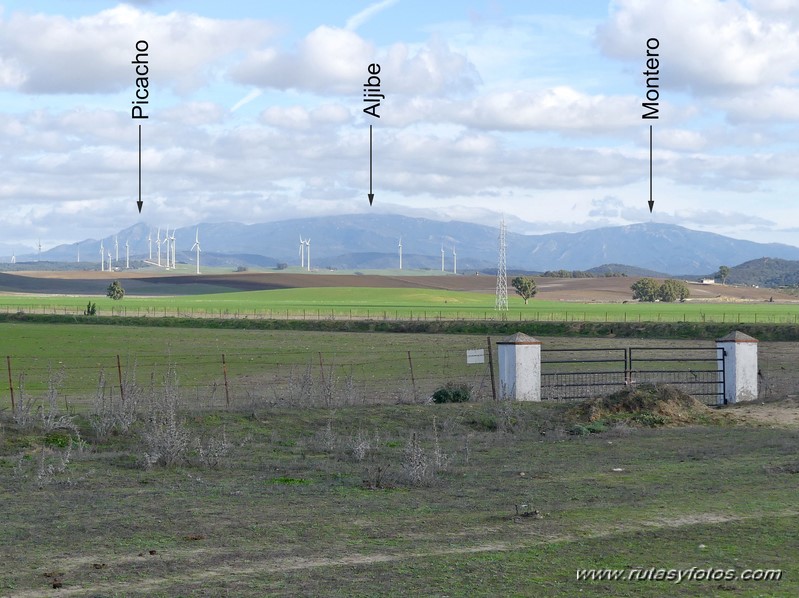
[432,383,471,404]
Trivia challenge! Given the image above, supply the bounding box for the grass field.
[1,398,797,596]
[2,286,799,324]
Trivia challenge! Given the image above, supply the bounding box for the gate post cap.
[716,331,758,343]
[496,332,541,345]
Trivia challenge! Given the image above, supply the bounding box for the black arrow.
[136,124,143,213]
[368,124,374,206]
[648,124,654,213]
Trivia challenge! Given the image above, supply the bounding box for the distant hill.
[16,216,799,276]
[725,258,799,287]
[587,264,669,278]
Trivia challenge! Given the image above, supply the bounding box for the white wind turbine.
[155,227,162,267]
[37,240,41,262]
[100,240,105,272]
[440,244,445,272]
[147,230,152,261]
[306,238,311,271]
[171,229,177,269]
[11,252,15,264]
[452,246,457,275]
[114,235,119,265]
[398,237,403,270]
[163,228,170,270]
[125,239,130,269]
[299,236,305,269]
[108,249,112,270]
[77,246,80,263]
[191,228,201,274]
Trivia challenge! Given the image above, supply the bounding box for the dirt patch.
[724,397,799,428]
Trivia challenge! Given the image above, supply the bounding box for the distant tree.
[276,262,288,270]
[106,280,125,300]
[658,279,690,302]
[631,278,660,302]
[718,265,730,285]
[235,266,248,272]
[511,276,537,304]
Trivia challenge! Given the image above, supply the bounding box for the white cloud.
[231,26,479,96]
[722,86,799,122]
[452,86,638,132]
[0,5,274,94]
[597,0,799,94]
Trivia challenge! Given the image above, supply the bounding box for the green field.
[2,398,797,596]
[2,286,799,324]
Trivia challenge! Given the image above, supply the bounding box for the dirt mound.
[571,384,715,426]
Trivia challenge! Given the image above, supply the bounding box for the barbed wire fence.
[3,302,799,324]
[2,344,498,413]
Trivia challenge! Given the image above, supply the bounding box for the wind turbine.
[191,228,201,274]
[77,246,80,263]
[100,240,105,272]
[170,229,176,269]
[37,240,41,262]
[125,239,130,269]
[306,238,311,271]
[440,244,445,272]
[398,237,403,270]
[299,236,305,269]
[147,230,152,261]
[108,250,112,271]
[11,252,15,264]
[114,235,119,264]
[156,227,162,267]
[452,246,457,275]
[163,228,170,270]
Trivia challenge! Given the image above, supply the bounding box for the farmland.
[1,285,799,324]
[2,271,799,596]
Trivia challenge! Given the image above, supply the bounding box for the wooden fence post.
[6,356,15,412]
[486,337,497,401]
[222,354,231,407]
[407,351,418,402]
[116,354,125,402]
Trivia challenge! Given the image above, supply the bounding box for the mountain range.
[8,215,799,276]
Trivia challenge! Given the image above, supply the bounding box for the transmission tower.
[495,218,508,311]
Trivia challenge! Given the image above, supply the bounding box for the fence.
[2,344,497,412]
[2,336,786,412]
[3,303,799,324]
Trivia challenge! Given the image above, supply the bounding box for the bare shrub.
[12,374,36,429]
[90,368,139,440]
[15,441,79,489]
[140,367,189,468]
[348,428,380,462]
[194,428,232,469]
[309,415,339,453]
[401,432,432,486]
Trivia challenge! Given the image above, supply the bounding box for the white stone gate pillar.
[716,331,758,405]
[496,332,541,401]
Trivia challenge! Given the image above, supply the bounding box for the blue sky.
[1,0,798,255]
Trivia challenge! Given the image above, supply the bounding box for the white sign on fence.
[466,349,485,364]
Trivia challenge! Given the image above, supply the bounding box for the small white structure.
[496,332,541,401]
[716,331,758,404]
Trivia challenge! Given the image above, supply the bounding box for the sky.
[1,0,798,254]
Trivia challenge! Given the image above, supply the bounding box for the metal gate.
[628,346,725,404]
[541,345,725,404]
